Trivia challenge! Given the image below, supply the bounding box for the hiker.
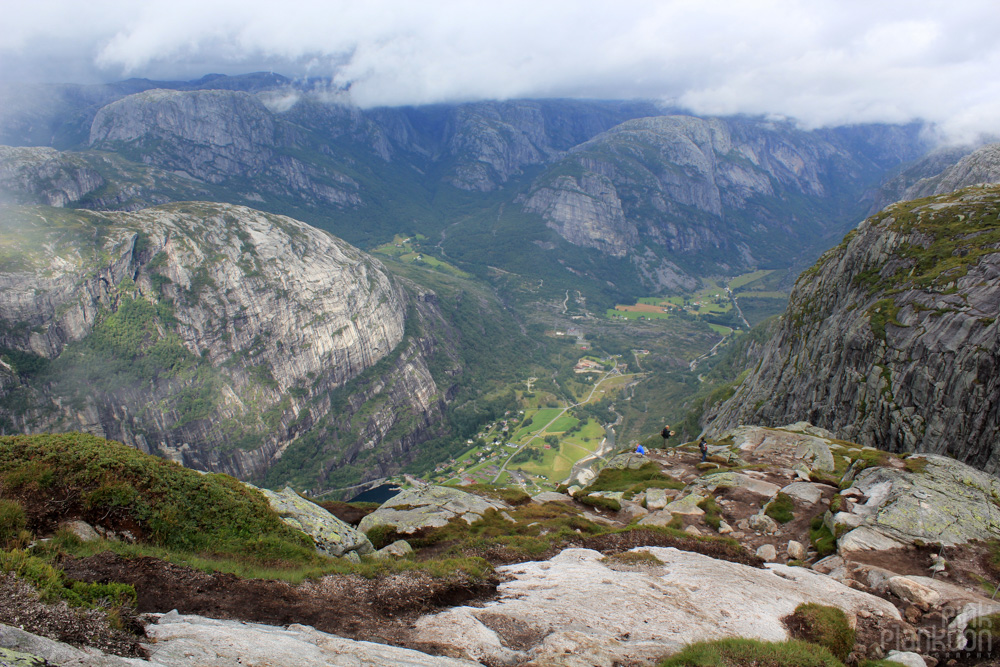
[698,437,708,462]
[660,425,672,446]
[636,443,646,455]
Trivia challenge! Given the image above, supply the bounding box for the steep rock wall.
[709,185,1000,471]
[0,202,445,483]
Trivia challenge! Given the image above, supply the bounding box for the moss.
[765,492,795,524]
[867,298,901,340]
[658,638,844,666]
[459,484,532,506]
[581,462,684,499]
[785,603,855,661]
[576,494,622,512]
[904,457,929,474]
[810,514,837,557]
[698,495,722,530]
[601,550,663,566]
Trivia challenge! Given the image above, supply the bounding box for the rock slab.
[358,485,509,534]
[411,547,900,666]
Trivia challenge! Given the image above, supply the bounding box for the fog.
[2,0,999,140]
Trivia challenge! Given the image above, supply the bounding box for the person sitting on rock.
[636,443,646,455]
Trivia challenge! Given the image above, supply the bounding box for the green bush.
[659,637,844,666]
[0,548,137,611]
[0,499,27,547]
[765,492,795,524]
[785,603,856,661]
[0,433,318,566]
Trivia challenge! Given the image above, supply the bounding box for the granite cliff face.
[522,116,924,283]
[871,142,1000,212]
[0,202,446,484]
[89,89,361,207]
[708,185,1000,471]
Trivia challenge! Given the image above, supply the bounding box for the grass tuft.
[658,637,844,666]
[785,603,855,661]
[765,492,795,524]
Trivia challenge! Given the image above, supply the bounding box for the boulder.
[684,525,702,536]
[693,472,780,499]
[756,544,777,561]
[618,502,649,523]
[787,541,807,561]
[358,485,509,535]
[0,623,154,666]
[663,494,706,516]
[0,647,50,667]
[410,547,900,666]
[888,576,941,607]
[637,510,677,528]
[718,520,733,534]
[59,520,100,543]
[142,611,482,666]
[531,492,573,504]
[780,482,824,505]
[838,455,1000,549]
[811,555,844,575]
[374,540,413,559]
[883,650,928,667]
[838,527,908,554]
[257,486,373,557]
[724,426,834,471]
[645,488,668,511]
[603,453,648,470]
[748,513,779,534]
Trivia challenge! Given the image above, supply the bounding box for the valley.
[2,67,1000,667]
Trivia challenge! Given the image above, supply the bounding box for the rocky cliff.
[522,116,926,285]
[708,185,1000,471]
[0,201,447,484]
[871,142,1000,212]
[89,89,362,207]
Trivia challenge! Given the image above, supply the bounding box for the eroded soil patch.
[59,552,499,645]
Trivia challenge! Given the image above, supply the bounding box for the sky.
[3,0,1000,141]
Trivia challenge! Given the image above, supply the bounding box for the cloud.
[2,0,999,139]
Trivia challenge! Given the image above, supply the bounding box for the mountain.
[0,75,933,304]
[707,185,1000,471]
[0,202,454,488]
[518,116,928,288]
[870,141,1000,212]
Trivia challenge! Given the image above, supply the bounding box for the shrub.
[765,492,795,524]
[659,637,844,666]
[0,499,27,547]
[785,603,855,661]
[0,433,318,566]
[0,548,137,611]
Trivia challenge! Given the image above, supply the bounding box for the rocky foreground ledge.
[5,424,1000,666]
